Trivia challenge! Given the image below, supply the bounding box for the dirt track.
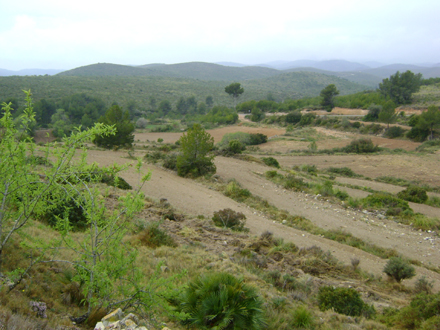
[86,149,440,290]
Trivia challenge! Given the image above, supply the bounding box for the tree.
[51,109,72,137]
[93,105,135,149]
[250,108,265,122]
[378,100,397,129]
[225,82,244,107]
[176,124,215,177]
[158,100,172,116]
[379,70,422,105]
[320,84,340,110]
[383,257,415,282]
[417,105,440,140]
[205,96,214,108]
[0,91,113,274]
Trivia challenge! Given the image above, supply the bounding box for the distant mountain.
[258,59,370,72]
[215,62,246,67]
[61,62,281,81]
[361,61,385,69]
[362,64,440,79]
[0,68,63,76]
[284,67,382,88]
[58,63,180,78]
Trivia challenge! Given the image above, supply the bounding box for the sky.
[1,0,439,70]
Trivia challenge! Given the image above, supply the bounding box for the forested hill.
[58,62,282,81]
[0,70,369,110]
[136,62,281,81]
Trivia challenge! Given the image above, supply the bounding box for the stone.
[94,322,105,330]
[102,308,123,326]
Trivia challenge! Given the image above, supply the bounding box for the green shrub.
[406,127,430,142]
[138,222,177,248]
[283,175,308,191]
[352,121,361,129]
[178,272,266,330]
[42,191,88,231]
[343,138,379,153]
[414,276,434,294]
[397,186,428,204]
[383,257,415,282]
[99,173,132,190]
[212,208,247,231]
[265,170,279,179]
[299,113,316,126]
[249,133,268,145]
[361,193,412,214]
[285,111,302,124]
[300,164,318,174]
[327,167,358,177]
[261,157,280,168]
[318,286,370,317]
[163,153,178,170]
[315,180,334,197]
[384,126,405,138]
[335,190,349,201]
[224,180,251,201]
[291,305,314,328]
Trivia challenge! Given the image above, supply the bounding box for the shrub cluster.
[261,157,280,168]
[343,138,379,153]
[212,208,247,231]
[397,186,428,204]
[318,286,374,317]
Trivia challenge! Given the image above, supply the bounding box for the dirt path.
[84,149,440,290]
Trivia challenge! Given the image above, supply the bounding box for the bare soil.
[85,147,440,291]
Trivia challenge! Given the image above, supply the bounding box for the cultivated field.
[82,123,440,293]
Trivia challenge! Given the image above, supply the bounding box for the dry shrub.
[86,307,108,328]
[61,282,86,306]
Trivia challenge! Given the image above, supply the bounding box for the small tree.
[378,100,397,129]
[93,105,134,149]
[320,84,340,111]
[383,257,416,282]
[417,105,440,140]
[379,70,422,105]
[176,124,216,177]
[225,82,244,108]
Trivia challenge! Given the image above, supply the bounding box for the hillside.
[0,71,369,109]
[285,67,382,88]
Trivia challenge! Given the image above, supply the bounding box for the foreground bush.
[383,257,415,282]
[361,192,412,215]
[318,286,374,317]
[212,208,247,231]
[178,272,266,330]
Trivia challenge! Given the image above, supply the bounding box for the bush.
[397,186,428,204]
[249,133,268,145]
[352,121,361,128]
[407,126,430,142]
[178,272,266,330]
[283,175,308,191]
[223,139,246,155]
[343,138,379,153]
[212,208,247,231]
[383,257,415,282]
[361,193,412,214]
[163,153,178,170]
[138,222,177,248]
[327,167,358,177]
[261,157,280,168]
[299,113,316,126]
[224,180,251,201]
[291,305,314,328]
[42,191,88,231]
[384,126,405,138]
[285,111,302,124]
[318,286,370,317]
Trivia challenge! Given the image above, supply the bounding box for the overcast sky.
[1,0,439,70]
